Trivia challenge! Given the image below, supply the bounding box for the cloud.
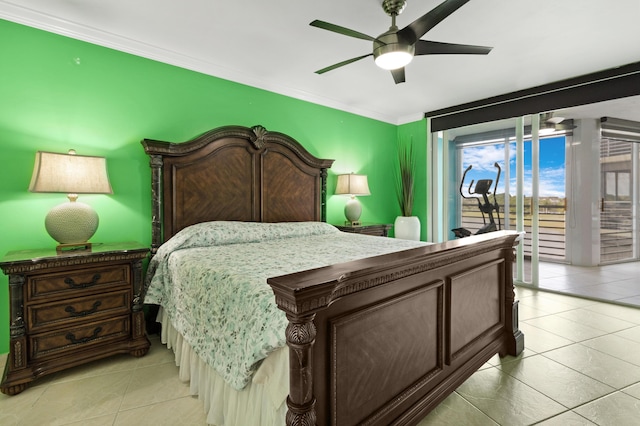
[508,166,565,197]
[463,145,514,172]
[462,143,565,198]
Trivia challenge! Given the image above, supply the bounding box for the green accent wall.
[0,19,427,353]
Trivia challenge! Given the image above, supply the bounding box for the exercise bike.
[452,162,502,238]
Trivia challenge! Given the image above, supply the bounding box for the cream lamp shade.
[335,173,370,225]
[29,150,113,250]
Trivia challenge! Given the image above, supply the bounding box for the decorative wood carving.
[132,259,144,312]
[284,313,317,426]
[149,154,163,256]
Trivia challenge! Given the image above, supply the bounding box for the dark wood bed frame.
[142,125,524,426]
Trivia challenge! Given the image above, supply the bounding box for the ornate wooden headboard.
[141,125,334,253]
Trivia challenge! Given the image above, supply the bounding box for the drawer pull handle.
[65,301,102,317]
[64,274,101,289]
[66,327,103,345]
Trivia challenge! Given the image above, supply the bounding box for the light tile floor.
[2,286,640,425]
[419,286,640,426]
[531,261,640,306]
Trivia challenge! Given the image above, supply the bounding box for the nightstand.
[334,223,392,237]
[0,242,150,395]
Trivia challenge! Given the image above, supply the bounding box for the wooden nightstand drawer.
[30,316,130,360]
[334,223,392,237]
[28,290,130,332]
[28,265,130,301]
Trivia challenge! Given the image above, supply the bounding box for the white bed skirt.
[157,307,288,426]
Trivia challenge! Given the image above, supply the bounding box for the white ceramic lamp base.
[45,200,99,245]
[344,196,363,225]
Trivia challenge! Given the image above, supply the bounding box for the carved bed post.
[502,241,525,356]
[320,168,328,223]
[149,154,163,256]
[284,313,317,426]
[269,276,337,426]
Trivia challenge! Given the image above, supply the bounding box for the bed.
[141,125,524,426]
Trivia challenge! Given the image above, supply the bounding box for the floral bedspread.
[144,221,427,390]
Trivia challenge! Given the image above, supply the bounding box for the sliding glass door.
[429,114,570,286]
[600,138,639,263]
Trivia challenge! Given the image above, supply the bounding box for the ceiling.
[2,0,640,125]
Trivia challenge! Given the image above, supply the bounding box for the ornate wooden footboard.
[268,230,523,426]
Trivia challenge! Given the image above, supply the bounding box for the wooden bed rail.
[268,231,523,426]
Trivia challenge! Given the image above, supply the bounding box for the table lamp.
[29,149,113,252]
[335,173,370,225]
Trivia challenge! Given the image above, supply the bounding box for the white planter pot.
[394,216,420,241]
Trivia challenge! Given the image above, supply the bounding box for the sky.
[460,135,566,198]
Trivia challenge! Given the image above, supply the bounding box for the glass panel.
[441,117,532,284]
[618,173,630,198]
[536,136,567,262]
[450,131,567,264]
[432,116,574,287]
[600,138,636,263]
[457,143,505,237]
[605,172,616,197]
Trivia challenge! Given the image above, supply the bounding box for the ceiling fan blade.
[315,53,373,74]
[415,40,492,55]
[310,20,378,42]
[397,0,470,44]
[391,68,406,84]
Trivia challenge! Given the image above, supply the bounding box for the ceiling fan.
[311,0,493,84]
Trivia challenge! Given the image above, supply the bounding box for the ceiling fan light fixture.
[375,51,413,70]
[546,116,565,125]
[538,111,575,135]
[538,125,557,136]
[374,43,414,70]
